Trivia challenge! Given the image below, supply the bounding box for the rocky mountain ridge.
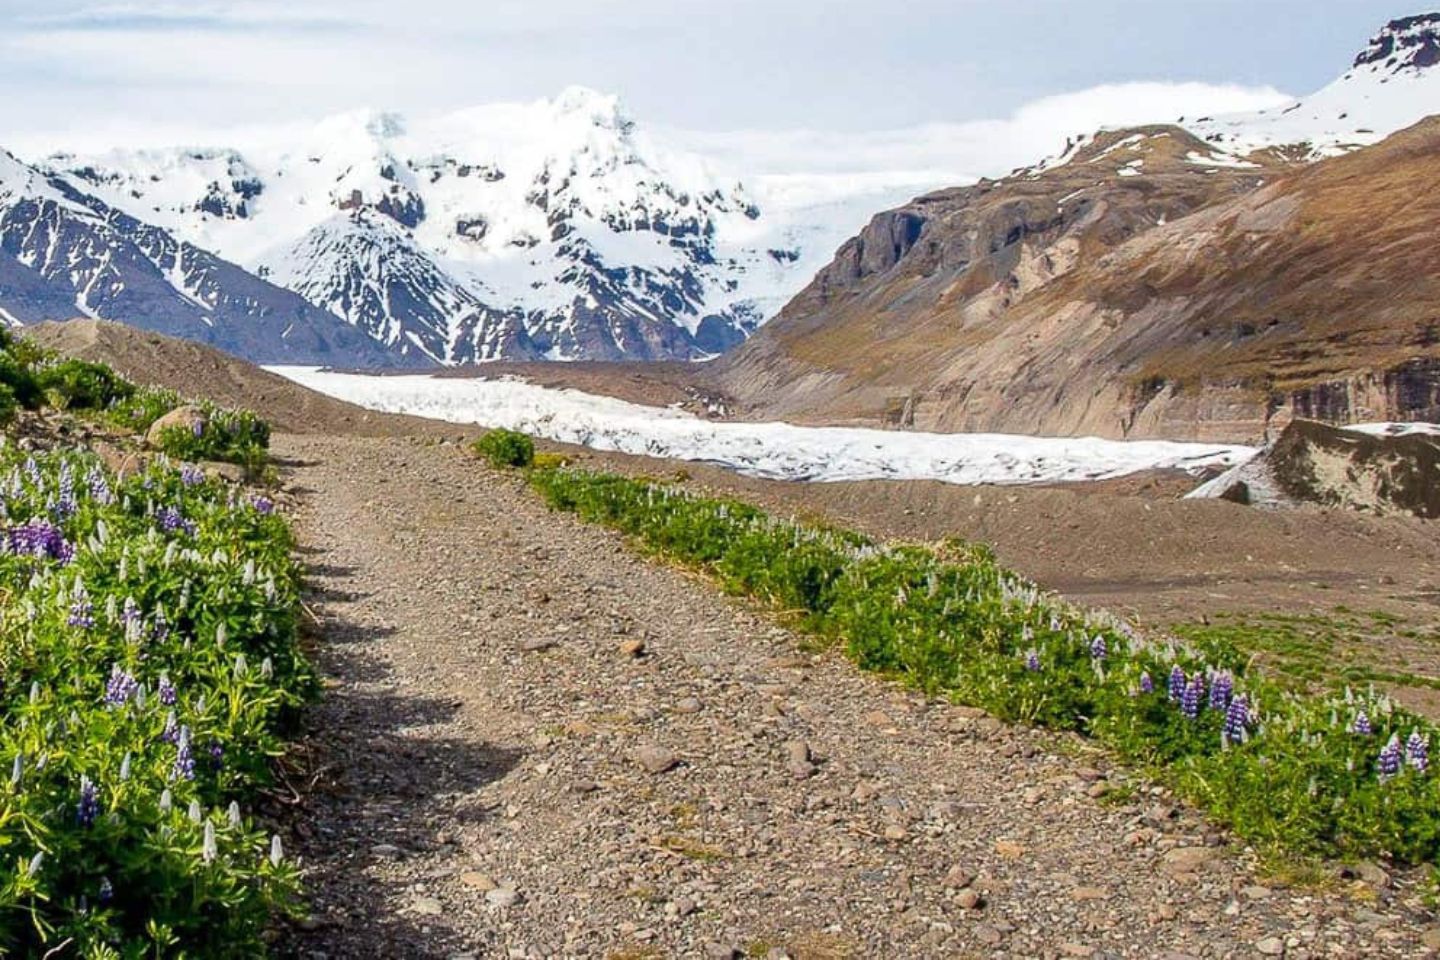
[0,150,394,366]
[35,89,839,364]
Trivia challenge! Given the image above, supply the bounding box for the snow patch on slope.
[1187,14,1440,159]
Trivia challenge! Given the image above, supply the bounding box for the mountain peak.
[1353,13,1440,73]
[548,86,631,131]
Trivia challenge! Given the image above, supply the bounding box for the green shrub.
[0,444,309,955]
[527,467,1440,866]
[155,405,271,471]
[472,428,535,469]
[0,350,42,411]
[37,358,136,411]
[0,383,17,427]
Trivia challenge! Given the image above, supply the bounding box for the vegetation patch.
[472,428,536,469]
[0,330,271,470]
[0,443,308,955]
[527,466,1440,867]
[0,332,305,954]
[1174,610,1440,695]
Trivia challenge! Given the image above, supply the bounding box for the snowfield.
[271,368,1255,486]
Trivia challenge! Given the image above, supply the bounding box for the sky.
[0,0,1423,165]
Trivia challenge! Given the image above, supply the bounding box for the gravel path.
[275,434,1434,959]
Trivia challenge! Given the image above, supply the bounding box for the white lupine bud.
[10,754,21,785]
[159,789,173,813]
[27,852,43,876]
[188,800,202,823]
[202,821,217,863]
[227,802,242,828]
[269,835,284,867]
[215,623,227,648]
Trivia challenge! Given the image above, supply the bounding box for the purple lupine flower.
[208,741,224,771]
[171,729,195,782]
[76,776,99,828]
[121,598,141,627]
[251,495,274,515]
[97,877,113,905]
[192,418,206,438]
[1024,649,1041,672]
[53,463,77,519]
[1168,665,1186,702]
[157,507,195,536]
[68,597,95,629]
[160,711,180,744]
[86,466,112,505]
[1407,731,1429,773]
[1352,712,1373,736]
[151,610,170,642]
[1208,671,1233,711]
[5,520,75,564]
[180,464,205,487]
[157,675,177,706]
[1139,671,1154,694]
[1378,734,1403,780]
[1223,695,1251,743]
[1090,635,1107,660]
[103,666,138,707]
[1181,678,1203,720]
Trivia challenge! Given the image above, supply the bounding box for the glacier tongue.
[270,367,1255,486]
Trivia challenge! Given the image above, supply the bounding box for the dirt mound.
[24,319,455,438]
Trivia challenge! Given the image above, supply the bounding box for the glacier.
[271,367,1254,486]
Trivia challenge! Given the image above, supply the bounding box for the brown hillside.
[25,319,446,436]
[712,119,1440,442]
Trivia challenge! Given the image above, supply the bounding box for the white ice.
[270,367,1255,487]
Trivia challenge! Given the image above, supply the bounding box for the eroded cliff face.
[712,120,1440,443]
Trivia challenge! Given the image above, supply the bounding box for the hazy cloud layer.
[0,0,1406,167]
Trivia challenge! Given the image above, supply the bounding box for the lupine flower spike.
[1223,696,1250,744]
[1407,731,1429,773]
[1181,677,1203,720]
[1378,734,1403,781]
[76,776,99,828]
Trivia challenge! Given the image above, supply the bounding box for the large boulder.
[144,405,207,449]
[1190,420,1440,518]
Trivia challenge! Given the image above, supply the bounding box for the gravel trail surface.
[276,433,1433,959]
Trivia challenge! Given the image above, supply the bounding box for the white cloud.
[670,81,1292,181]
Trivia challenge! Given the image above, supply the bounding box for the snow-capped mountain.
[0,149,395,365]
[1186,13,1440,159]
[40,88,847,365]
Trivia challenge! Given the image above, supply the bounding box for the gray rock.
[634,745,679,774]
